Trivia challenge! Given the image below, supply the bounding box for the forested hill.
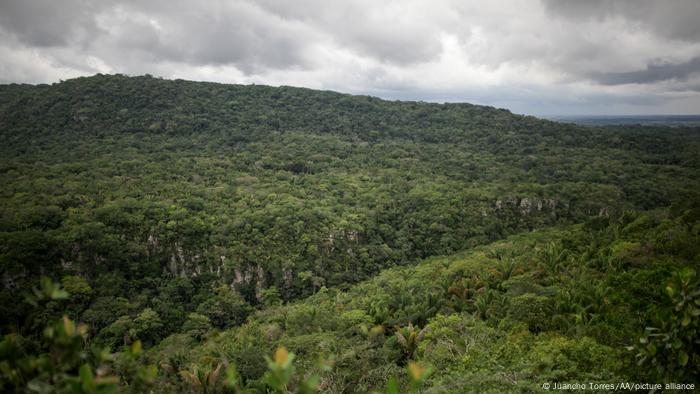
[1,73,570,142]
[1,74,699,392]
[2,73,698,153]
[1,73,699,296]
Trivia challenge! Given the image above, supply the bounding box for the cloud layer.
[1,0,699,115]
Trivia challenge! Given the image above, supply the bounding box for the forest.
[0,74,699,393]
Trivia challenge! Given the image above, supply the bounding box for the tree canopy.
[1,74,698,392]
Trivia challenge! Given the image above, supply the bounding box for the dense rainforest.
[0,74,699,393]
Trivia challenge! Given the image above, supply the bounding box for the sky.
[1,0,699,116]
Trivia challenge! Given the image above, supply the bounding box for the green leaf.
[672,339,683,349]
[79,364,93,380]
[131,340,142,356]
[679,350,689,366]
[647,343,657,356]
[386,377,399,394]
[79,364,95,390]
[51,289,69,300]
[666,285,675,298]
[681,314,691,327]
[225,365,239,388]
[679,268,696,283]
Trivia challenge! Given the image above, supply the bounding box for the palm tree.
[447,277,484,312]
[395,322,428,361]
[473,289,508,320]
[368,298,390,324]
[179,363,223,394]
[488,259,523,289]
[159,351,189,378]
[537,241,568,279]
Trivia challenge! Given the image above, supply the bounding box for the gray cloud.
[542,0,700,42]
[0,0,699,115]
[591,57,700,85]
[256,0,446,65]
[0,0,318,73]
[0,0,106,47]
[129,1,316,71]
[0,0,445,72]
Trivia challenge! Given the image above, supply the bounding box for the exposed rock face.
[346,230,359,242]
[491,196,567,231]
[325,232,336,252]
[325,228,362,251]
[283,268,293,288]
[230,263,267,300]
[233,267,246,286]
[168,243,187,277]
[149,192,598,294]
[494,197,560,215]
[255,264,265,301]
[519,198,533,215]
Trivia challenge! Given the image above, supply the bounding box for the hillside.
[152,207,699,392]
[0,74,699,392]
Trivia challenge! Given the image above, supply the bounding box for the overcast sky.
[1,0,699,116]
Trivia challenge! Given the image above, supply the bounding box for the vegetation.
[1,74,699,392]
